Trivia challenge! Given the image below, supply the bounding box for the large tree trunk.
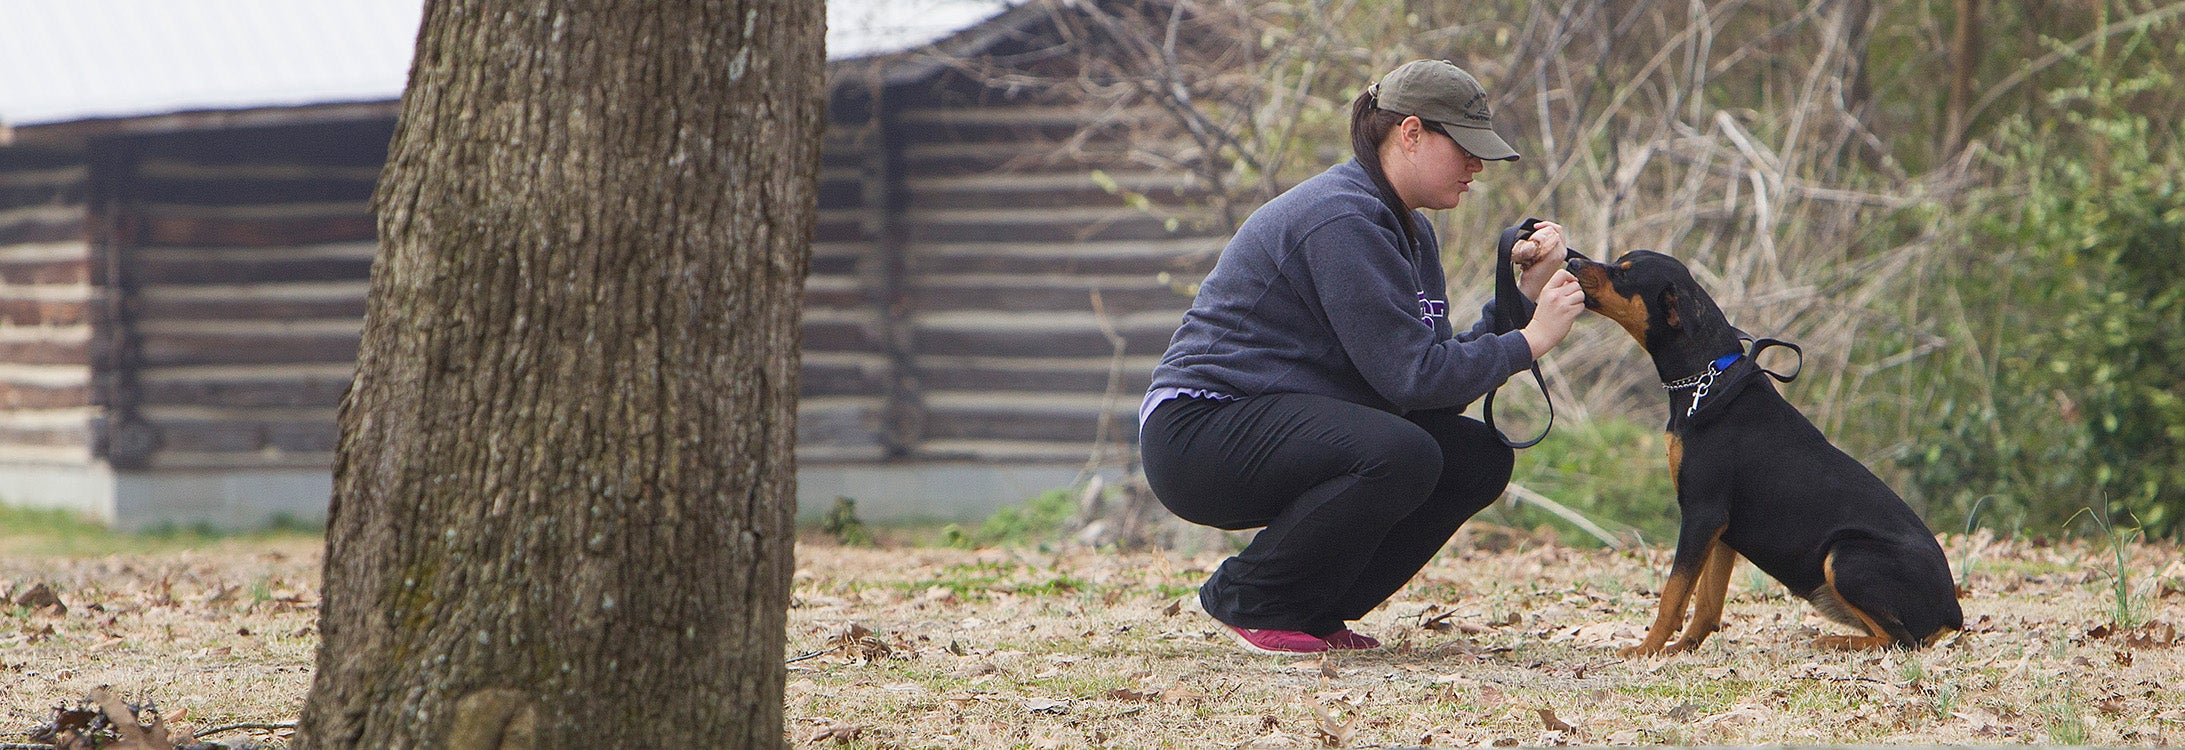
[295,2,820,748]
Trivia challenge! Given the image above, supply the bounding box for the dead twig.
[193,721,298,738]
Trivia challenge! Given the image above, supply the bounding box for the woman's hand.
[1515,221,1569,302]
[1520,268,1586,360]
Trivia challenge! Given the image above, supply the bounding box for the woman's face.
[1388,117,1487,211]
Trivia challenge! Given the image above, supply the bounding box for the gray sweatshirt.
[1146,159,1534,416]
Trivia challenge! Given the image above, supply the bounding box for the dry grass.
[1,537,322,747]
[3,533,2181,748]
[784,533,2184,748]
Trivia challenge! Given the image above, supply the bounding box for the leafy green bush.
[820,496,875,547]
[948,487,1080,550]
[1901,36,2185,537]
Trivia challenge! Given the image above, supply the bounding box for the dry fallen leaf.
[1108,687,1161,702]
[13,582,65,613]
[806,721,864,744]
[90,686,172,750]
[2123,621,2179,648]
[1537,707,1576,732]
[1308,695,1362,748]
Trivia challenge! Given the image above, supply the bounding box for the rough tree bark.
[295,2,820,748]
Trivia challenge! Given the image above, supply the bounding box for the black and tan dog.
[1568,250,1961,655]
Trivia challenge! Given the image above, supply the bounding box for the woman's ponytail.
[1350,89,1419,251]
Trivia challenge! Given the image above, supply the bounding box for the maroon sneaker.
[1221,623,1329,654]
[1323,628,1382,650]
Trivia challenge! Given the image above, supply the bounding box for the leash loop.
[1743,336,1803,382]
[1484,218,1554,449]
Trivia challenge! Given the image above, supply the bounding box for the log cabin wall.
[887,78,1218,464]
[1,2,1227,526]
[0,146,102,507]
[800,9,1229,516]
[0,118,393,525]
[116,121,389,475]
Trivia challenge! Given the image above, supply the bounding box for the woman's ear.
[1398,116,1425,150]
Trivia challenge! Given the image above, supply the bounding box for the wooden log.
[796,397,887,447]
[910,314,1178,358]
[0,253,93,285]
[0,339,88,365]
[0,424,91,449]
[132,255,375,285]
[0,297,91,326]
[905,212,1189,244]
[263,420,340,453]
[816,177,866,209]
[799,279,869,309]
[136,375,352,409]
[152,420,266,452]
[915,356,1157,394]
[0,382,92,409]
[905,171,1200,210]
[799,316,886,353]
[798,359,891,398]
[806,240,874,277]
[914,392,1138,444]
[0,148,85,172]
[139,214,377,247]
[134,281,370,322]
[135,330,360,367]
[908,238,1219,276]
[133,174,379,206]
[0,176,90,209]
[909,275,1187,315]
[0,214,84,245]
[127,119,395,167]
[812,216,876,244]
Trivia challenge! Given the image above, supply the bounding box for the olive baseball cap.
[1371,59,1520,161]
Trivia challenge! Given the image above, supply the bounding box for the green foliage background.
[1893,29,2185,537]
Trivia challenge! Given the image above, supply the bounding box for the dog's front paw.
[1617,643,1663,658]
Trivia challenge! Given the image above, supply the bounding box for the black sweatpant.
[1140,392,1513,636]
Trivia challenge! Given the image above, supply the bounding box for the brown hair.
[1350,89,1420,250]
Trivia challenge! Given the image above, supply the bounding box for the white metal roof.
[0,0,1012,128]
[830,0,1015,59]
[0,0,422,126]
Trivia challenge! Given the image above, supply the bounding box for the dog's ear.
[1659,287,1682,329]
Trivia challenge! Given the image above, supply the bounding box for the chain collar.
[1663,353,1743,418]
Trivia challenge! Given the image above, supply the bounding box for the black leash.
[1483,218,1553,449]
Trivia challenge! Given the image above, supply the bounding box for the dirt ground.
[4,532,2181,748]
